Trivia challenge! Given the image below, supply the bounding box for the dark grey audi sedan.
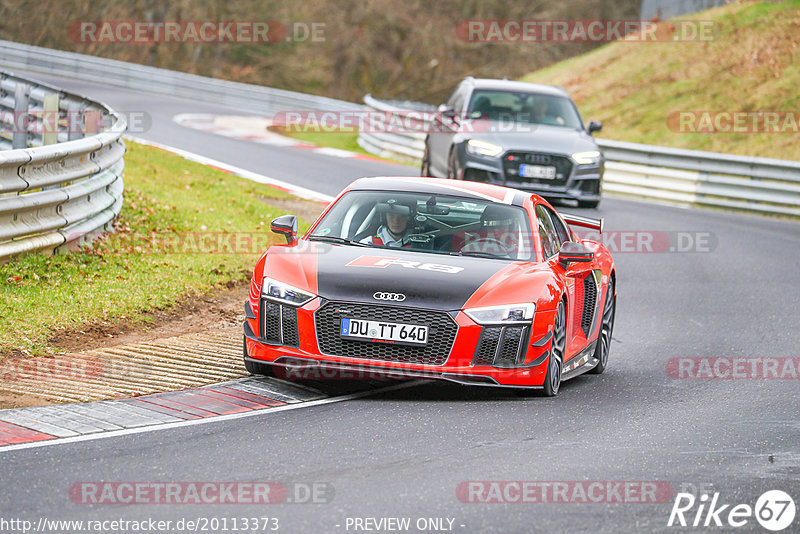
[422,77,604,208]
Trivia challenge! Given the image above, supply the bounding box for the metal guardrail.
[0,39,359,264]
[358,95,800,217]
[597,140,800,217]
[0,70,126,262]
[356,95,429,163]
[640,0,728,20]
[4,40,797,218]
[0,40,362,114]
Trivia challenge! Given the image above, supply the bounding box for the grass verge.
[0,141,312,356]
[277,128,363,153]
[521,1,800,160]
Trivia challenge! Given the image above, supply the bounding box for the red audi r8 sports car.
[244,177,616,396]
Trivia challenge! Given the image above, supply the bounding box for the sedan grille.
[315,302,458,366]
[502,151,573,186]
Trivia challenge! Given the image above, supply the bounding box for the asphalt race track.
[2,72,799,533]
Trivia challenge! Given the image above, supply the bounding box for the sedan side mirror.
[558,242,594,268]
[587,121,602,134]
[271,214,298,244]
[438,104,458,121]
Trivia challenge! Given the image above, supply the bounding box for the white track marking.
[173,113,388,161]
[125,135,334,203]
[312,147,360,158]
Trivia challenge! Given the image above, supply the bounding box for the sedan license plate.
[340,318,428,346]
[519,164,556,179]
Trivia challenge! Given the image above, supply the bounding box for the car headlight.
[464,303,535,325]
[466,139,504,157]
[261,278,315,307]
[571,150,601,165]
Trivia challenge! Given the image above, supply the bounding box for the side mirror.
[558,241,594,268]
[438,104,458,121]
[270,214,298,244]
[587,121,602,134]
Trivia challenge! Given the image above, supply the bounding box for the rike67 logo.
[668,490,796,531]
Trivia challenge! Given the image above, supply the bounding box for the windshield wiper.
[449,250,509,259]
[307,235,369,247]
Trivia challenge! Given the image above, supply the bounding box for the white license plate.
[340,318,428,346]
[519,164,556,179]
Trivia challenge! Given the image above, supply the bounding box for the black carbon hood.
[313,244,511,311]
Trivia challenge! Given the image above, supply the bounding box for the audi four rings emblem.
[373,292,406,302]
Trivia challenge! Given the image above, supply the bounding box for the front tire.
[589,277,615,374]
[421,143,431,176]
[447,149,459,180]
[542,302,566,396]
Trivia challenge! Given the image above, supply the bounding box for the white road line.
[0,381,423,453]
[125,135,334,203]
[312,147,360,158]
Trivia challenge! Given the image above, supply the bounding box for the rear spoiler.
[561,213,603,233]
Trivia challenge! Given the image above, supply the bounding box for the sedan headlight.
[261,278,315,307]
[571,150,601,165]
[464,303,535,325]
[467,139,504,157]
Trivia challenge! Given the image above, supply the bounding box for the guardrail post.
[67,101,84,141]
[12,83,29,149]
[42,93,59,146]
[41,93,60,191]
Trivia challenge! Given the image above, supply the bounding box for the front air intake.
[260,299,300,347]
[472,326,529,367]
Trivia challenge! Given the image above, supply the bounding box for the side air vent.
[581,273,598,337]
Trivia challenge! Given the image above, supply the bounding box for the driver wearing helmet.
[361,198,416,247]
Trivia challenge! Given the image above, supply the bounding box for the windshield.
[309,190,534,261]
[467,90,584,129]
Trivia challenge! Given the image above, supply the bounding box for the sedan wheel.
[447,149,459,179]
[421,144,431,176]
